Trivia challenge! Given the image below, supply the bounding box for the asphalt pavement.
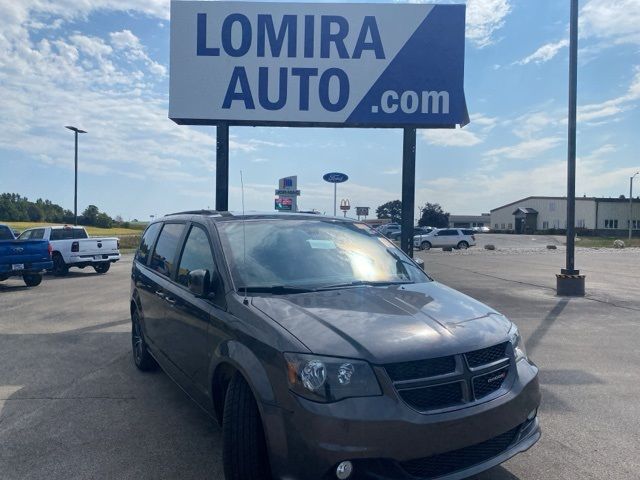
[1,242,639,480]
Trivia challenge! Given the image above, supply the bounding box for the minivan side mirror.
[188,269,220,297]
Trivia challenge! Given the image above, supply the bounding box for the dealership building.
[491,196,640,235]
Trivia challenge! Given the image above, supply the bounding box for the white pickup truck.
[18,225,120,276]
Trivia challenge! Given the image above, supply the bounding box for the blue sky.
[1,0,639,221]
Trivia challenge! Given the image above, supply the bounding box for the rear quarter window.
[462,229,474,236]
[135,223,162,265]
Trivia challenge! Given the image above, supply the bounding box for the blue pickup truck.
[0,224,53,287]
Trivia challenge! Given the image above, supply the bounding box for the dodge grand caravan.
[130,211,540,480]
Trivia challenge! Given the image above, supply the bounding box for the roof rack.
[164,209,228,217]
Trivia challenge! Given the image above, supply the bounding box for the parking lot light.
[65,126,87,226]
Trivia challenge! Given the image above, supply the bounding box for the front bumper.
[264,359,540,480]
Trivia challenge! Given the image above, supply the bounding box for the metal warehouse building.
[491,196,640,235]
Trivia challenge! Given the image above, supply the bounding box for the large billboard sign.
[170,1,468,128]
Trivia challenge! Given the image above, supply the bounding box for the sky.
[1,0,639,221]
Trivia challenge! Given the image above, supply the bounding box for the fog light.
[527,408,538,421]
[336,461,353,479]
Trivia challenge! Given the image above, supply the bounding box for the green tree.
[82,205,100,226]
[95,212,113,228]
[376,200,402,223]
[418,203,449,228]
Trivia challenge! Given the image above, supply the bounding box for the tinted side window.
[18,230,32,240]
[462,229,474,236]
[135,223,162,265]
[176,225,217,287]
[439,230,456,236]
[150,223,185,278]
[0,226,14,240]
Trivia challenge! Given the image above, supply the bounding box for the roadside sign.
[340,199,351,211]
[356,207,369,217]
[170,1,468,128]
[275,197,293,211]
[275,189,301,196]
[323,172,349,183]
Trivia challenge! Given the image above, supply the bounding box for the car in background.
[388,226,432,241]
[0,223,52,287]
[129,212,540,480]
[473,226,491,233]
[414,228,477,251]
[18,225,120,276]
[375,223,400,236]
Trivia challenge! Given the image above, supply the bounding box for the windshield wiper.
[317,280,414,290]
[238,285,317,294]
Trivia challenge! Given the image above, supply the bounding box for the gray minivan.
[130,212,540,480]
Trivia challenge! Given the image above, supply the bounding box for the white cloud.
[420,113,497,147]
[484,137,563,160]
[421,129,483,147]
[110,29,166,77]
[581,0,640,45]
[516,39,569,65]
[408,0,512,48]
[578,66,640,123]
[465,0,512,48]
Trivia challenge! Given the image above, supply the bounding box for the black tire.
[132,311,158,371]
[457,241,469,250]
[223,374,270,480]
[52,253,69,276]
[421,241,432,251]
[23,274,43,287]
[94,263,111,274]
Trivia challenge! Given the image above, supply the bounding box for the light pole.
[65,126,87,225]
[630,172,639,241]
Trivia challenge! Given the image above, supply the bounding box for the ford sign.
[323,172,349,183]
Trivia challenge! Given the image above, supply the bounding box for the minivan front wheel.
[223,374,270,480]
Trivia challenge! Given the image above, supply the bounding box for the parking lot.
[1,238,639,480]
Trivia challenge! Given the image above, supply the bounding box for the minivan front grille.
[399,382,464,411]
[384,342,512,413]
[465,342,508,368]
[385,355,456,382]
[399,423,521,478]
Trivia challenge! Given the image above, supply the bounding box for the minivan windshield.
[216,219,430,291]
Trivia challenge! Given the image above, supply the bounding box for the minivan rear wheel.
[223,374,270,480]
[132,311,158,371]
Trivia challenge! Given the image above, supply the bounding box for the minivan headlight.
[509,326,528,362]
[284,353,381,403]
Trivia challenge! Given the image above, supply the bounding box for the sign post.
[215,123,229,211]
[323,172,349,216]
[401,128,416,258]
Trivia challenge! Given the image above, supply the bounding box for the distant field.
[3,221,144,236]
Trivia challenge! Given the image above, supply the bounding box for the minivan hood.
[251,281,512,364]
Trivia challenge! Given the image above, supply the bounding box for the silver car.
[414,228,476,250]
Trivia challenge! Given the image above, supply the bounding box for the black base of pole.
[556,273,585,296]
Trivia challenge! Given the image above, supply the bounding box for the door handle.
[155,290,165,299]
[165,296,176,306]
